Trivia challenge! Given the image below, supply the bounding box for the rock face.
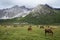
[21,4,57,24]
[0,5,32,19]
[31,4,54,17]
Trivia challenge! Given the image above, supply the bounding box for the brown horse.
[40,25,44,28]
[45,28,53,36]
[28,25,32,31]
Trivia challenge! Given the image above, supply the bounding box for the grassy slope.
[0,25,60,40]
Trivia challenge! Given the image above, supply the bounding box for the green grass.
[0,25,60,40]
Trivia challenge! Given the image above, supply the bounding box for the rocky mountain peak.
[12,5,19,8]
[31,4,55,17]
[20,6,26,8]
[0,5,32,19]
[45,4,53,9]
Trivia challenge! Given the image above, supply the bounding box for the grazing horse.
[45,28,53,36]
[28,25,32,31]
[40,25,44,28]
[13,25,17,27]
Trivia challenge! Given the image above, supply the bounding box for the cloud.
[0,0,14,9]
[0,0,60,9]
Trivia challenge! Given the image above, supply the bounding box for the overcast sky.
[0,0,60,9]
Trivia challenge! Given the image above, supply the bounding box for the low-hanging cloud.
[0,0,60,9]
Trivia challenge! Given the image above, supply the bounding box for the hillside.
[0,4,60,25]
[19,4,60,25]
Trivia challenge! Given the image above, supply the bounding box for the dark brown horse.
[45,28,53,36]
[28,25,32,31]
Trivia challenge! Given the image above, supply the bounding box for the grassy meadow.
[0,25,60,40]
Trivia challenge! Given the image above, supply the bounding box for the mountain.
[0,5,32,19]
[20,4,60,25]
[0,4,60,25]
[32,4,55,15]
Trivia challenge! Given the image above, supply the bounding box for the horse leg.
[52,32,53,36]
[45,32,47,36]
